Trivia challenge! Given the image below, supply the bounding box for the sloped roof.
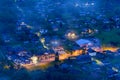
[75,39,91,46]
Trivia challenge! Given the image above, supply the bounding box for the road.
[22,50,82,70]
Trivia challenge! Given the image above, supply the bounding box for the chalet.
[75,39,92,47]
[75,38,101,52]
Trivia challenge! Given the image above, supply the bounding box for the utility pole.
[54,52,60,68]
[55,52,59,62]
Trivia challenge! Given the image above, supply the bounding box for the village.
[0,0,120,80]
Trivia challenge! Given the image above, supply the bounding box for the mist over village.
[0,0,120,80]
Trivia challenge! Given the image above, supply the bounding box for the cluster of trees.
[0,0,19,33]
[95,29,120,47]
[3,63,108,80]
[0,0,120,45]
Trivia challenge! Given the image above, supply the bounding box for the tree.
[11,68,31,80]
[0,36,4,45]
[0,0,19,33]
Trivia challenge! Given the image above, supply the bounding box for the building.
[75,39,101,52]
[87,48,96,57]
[75,39,92,47]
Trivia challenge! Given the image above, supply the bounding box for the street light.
[65,30,79,41]
[31,55,38,64]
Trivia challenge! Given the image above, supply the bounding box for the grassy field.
[95,29,120,47]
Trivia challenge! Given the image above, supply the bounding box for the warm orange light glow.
[31,56,38,64]
[68,32,76,39]
[66,31,78,40]
[22,46,119,70]
[4,65,10,69]
[88,29,93,34]
[72,50,83,56]
[102,46,118,52]
[23,49,83,70]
